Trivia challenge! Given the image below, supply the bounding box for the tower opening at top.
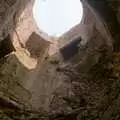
[33,0,83,37]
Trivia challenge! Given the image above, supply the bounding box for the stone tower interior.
[0,0,120,119]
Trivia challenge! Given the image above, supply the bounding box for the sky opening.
[33,0,83,37]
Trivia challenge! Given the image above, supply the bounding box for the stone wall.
[0,0,120,119]
[0,0,31,41]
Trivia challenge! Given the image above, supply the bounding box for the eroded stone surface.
[1,0,120,120]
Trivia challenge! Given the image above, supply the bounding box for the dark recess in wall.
[0,35,16,59]
[60,37,81,60]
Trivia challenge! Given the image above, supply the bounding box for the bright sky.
[33,0,83,37]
